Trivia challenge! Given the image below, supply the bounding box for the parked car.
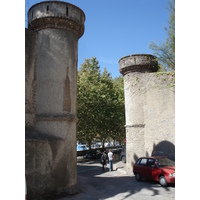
[77,144,87,151]
[85,149,102,159]
[112,148,122,155]
[133,156,175,186]
[121,152,126,163]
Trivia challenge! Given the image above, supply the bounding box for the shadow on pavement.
[57,161,174,200]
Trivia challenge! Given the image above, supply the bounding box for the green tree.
[112,76,125,145]
[77,57,101,148]
[96,68,116,147]
[149,0,175,71]
[77,57,125,148]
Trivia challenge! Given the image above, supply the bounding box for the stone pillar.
[119,54,158,171]
[28,1,85,138]
[26,1,85,198]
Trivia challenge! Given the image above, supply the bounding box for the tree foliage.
[149,0,175,71]
[77,57,125,148]
[77,57,101,147]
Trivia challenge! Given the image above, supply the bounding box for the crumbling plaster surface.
[143,73,175,159]
[124,72,175,171]
[25,131,77,199]
[36,29,78,115]
[25,29,37,129]
[25,1,85,199]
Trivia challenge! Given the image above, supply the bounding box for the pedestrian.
[108,149,114,171]
[101,151,107,171]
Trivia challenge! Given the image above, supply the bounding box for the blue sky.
[25,0,169,77]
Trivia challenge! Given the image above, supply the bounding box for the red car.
[133,156,175,186]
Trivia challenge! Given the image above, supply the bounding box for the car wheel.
[122,156,126,163]
[159,175,167,187]
[135,173,141,181]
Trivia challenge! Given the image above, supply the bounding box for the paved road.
[58,158,175,200]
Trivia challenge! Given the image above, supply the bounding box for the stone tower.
[119,54,175,172]
[25,1,85,198]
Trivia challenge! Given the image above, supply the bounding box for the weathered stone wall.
[119,54,175,172]
[28,1,85,38]
[25,131,77,199]
[25,29,37,129]
[25,1,85,199]
[35,28,78,138]
[124,72,175,170]
[143,73,175,160]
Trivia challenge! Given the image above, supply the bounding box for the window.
[136,159,141,165]
[156,158,175,167]
[147,159,155,167]
[66,7,68,16]
[140,158,147,165]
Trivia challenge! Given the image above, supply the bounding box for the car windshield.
[156,158,175,167]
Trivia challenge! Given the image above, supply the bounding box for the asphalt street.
[57,158,175,200]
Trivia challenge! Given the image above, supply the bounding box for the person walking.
[108,149,113,171]
[101,151,107,171]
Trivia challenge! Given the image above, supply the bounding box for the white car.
[77,144,87,151]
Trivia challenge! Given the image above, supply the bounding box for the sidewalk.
[113,161,127,175]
